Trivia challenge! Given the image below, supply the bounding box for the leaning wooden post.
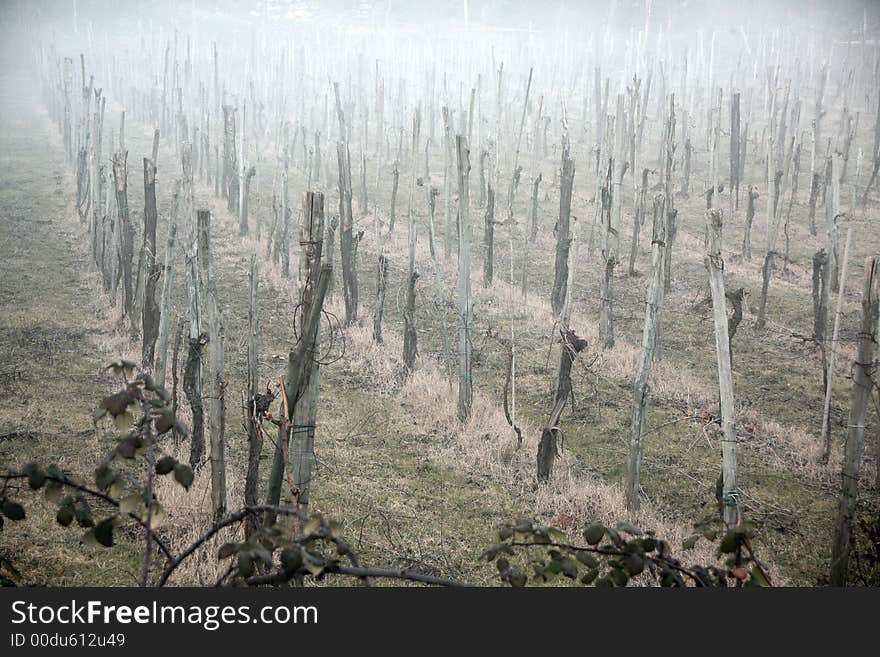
[403,110,421,373]
[830,257,879,586]
[288,263,332,525]
[181,145,205,469]
[820,222,854,461]
[537,328,587,482]
[154,181,180,389]
[141,148,160,369]
[239,165,256,236]
[197,209,226,520]
[373,254,388,344]
[244,255,261,539]
[625,194,668,510]
[337,141,358,326]
[265,192,325,524]
[112,150,134,321]
[551,141,575,316]
[222,104,239,211]
[599,158,618,349]
[456,134,473,422]
[483,182,495,287]
[704,209,739,528]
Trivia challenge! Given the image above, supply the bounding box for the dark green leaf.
[94,463,116,490]
[609,568,629,587]
[56,506,74,527]
[155,456,176,475]
[173,463,194,489]
[580,568,599,585]
[1,501,25,521]
[615,522,643,536]
[73,498,94,528]
[623,554,644,576]
[280,547,303,575]
[583,524,605,546]
[507,568,527,588]
[719,531,740,554]
[218,543,237,560]
[116,436,138,459]
[682,534,701,550]
[94,518,114,547]
[23,463,46,490]
[237,554,254,578]
[576,552,599,568]
[560,557,579,578]
[101,391,133,417]
[154,410,174,435]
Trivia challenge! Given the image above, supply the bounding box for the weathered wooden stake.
[456,134,473,422]
[704,209,739,528]
[830,257,879,585]
[625,194,668,510]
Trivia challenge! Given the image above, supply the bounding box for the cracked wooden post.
[239,164,256,236]
[222,104,239,213]
[403,110,421,373]
[388,162,400,232]
[742,185,757,260]
[625,194,668,510]
[828,153,842,292]
[373,254,388,344]
[599,158,618,349]
[662,95,677,295]
[537,328,587,483]
[337,141,358,326]
[552,140,575,316]
[141,136,161,369]
[704,209,739,529]
[442,106,453,260]
[244,254,261,539]
[196,209,226,520]
[821,223,854,462]
[112,150,134,322]
[89,90,104,264]
[830,257,879,586]
[730,92,741,209]
[483,181,495,287]
[265,191,326,526]
[628,168,649,276]
[280,167,290,278]
[181,144,204,469]
[154,181,180,389]
[456,134,473,422]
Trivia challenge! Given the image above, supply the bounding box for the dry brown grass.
[341,320,729,576]
[153,440,246,585]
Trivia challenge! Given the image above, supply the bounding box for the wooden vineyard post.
[265,192,327,525]
[625,194,668,510]
[154,181,180,389]
[704,209,739,528]
[197,209,226,520]
[551,141,575,316]
[112,150,134,322]
[830,258,879,585]
[337,141,358,326]
[537,329,587,482]
[244,255,261,539]
[181,144,205,469]
[141,147,160,369]
[456,134,473,422]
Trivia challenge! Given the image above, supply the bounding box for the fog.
[1,0,880,589]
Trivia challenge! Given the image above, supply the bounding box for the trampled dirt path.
[0,48,152,582]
